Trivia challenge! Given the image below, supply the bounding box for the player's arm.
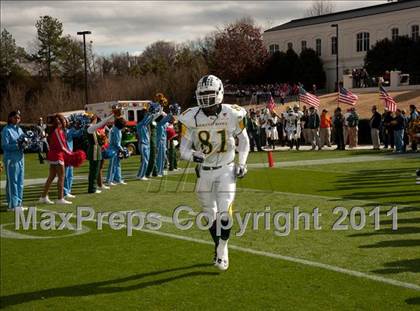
[87,114,114,134]
[235,112,250,178]
[179,124,204,163]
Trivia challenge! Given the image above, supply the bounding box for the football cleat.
[216,258,229,271]
[215,240,229,271]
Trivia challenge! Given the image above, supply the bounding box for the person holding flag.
[338,87,358,106]
[370,105,382,150]
[380,86,397,112]
[298,85,320,109]
[266,95,276,112]
[391,109,405,153]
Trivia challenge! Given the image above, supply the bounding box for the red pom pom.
[64,150,86,167]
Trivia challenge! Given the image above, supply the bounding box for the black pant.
[335,127,345,150]
[249,131,262,151]
[88,160,100,193]
[383,128,394,148]
[260,130,267,147]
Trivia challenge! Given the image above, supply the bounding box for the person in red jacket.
[39,114,85,205]
[320,109,332,149]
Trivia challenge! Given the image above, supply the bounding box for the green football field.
[1,151,420,310]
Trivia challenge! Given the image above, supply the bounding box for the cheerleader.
[155,112,173,177]
[39,114,85,205]
[1,111,25,210]
[86,114,114,194]
[63,119,83,199]
[106,117,127,185]
[97,126,110,190]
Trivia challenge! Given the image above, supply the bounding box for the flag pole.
[337,86,340,108]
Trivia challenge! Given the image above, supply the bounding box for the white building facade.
[263,0,420,92]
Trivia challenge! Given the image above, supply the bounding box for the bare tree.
[305,0,335,17]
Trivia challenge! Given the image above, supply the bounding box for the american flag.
[267,95,276,111]
[379,86,397,112]
[299,86,320,108]
[338,87,358,106]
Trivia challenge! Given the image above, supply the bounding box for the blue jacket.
[136,113,154,145]
[156,113,173,144]
[66,128,83,151]
[1,124,24,161]
[109,126,123,151]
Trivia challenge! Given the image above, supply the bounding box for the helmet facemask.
[196,75,224,109]
[196,90,219,108]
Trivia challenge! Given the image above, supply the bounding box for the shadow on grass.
[349,226,420,237]
[381,218,420,225]
[322,166,420,207]
[406,297,420,305]
[371,258,420,274]
[0,263,217,309]
[359,239,420,248]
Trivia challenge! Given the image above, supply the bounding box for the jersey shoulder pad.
[223,104,246,120]
[178,107,200,128]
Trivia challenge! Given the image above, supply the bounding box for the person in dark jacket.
[333,107,345,150]
[391,109,405,153]
[307,107,320,150]
[370,105,382,150]
[382,110,394,149]
[247,111,262,152]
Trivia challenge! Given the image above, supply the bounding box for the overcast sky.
[2,1,385,55]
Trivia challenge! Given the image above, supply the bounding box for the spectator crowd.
[245,104,419,153]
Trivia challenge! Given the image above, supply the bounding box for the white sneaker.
[8,206,28,212]
[95,190,102,194]
[65,193,76,199]
[156,175,163,178]
[137,177,149,181]
[39,196,54,204]
[118,181,127,185]
[107,182,117,186]
[99,185,110,190]
[56,198,72,205]
[215,239,229,271]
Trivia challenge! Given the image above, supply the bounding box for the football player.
[283,106,300,150]
[178,75,250,271]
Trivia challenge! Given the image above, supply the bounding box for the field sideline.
[1,151,419,310]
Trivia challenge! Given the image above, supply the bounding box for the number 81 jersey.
[178,104,247,167]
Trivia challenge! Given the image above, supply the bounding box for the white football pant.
[195,163,236,221]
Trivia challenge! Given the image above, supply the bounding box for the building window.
[391,27,399,40]
[331,36,337,55]
[301,40,307,51]
[412,25,419,41]
[287,42,293,50]
[316,39,322,56]
[269,44,279,54]
[356,32,370,52]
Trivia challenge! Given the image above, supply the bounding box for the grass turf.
[1,151,420,310]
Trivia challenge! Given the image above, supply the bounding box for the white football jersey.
[178,104,246,166]
[284,112,299,131]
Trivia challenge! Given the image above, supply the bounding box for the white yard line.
[27,207,420,292]
[2,153,417,188]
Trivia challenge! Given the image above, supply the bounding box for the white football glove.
[192,151,205,163]
[235,164,248,179]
